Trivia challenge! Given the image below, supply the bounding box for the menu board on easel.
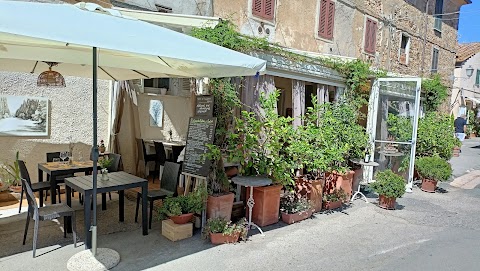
[182,116,217,177]
[195,95,214,117]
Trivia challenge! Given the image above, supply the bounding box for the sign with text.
[195,95,214,117]
[182,117,217,177]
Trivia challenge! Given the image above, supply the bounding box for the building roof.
[456,42,480,63]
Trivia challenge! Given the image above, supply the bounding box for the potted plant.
[204,217,248,245]
[370,170,406,210]
[415,156,452,193]
[322,188,347,210]
[98,157,113,181]
[158,184,207,224]
[280,192,313,224]
[1,151,22,193]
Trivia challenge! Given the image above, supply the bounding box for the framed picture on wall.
[149,100,163,127]
[0,95,49,137]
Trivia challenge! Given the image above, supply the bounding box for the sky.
[458,1,480,43]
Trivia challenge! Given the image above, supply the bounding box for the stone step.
[450,170,480,189]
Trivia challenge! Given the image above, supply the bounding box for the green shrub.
[280,192,312,214]
[370,170,406,198]
[157,184,207,219]
[415,156,452,182]
[416,113,456,160]
[204,217,248,240]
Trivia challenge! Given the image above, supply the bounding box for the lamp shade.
[466,66,474,78]
[37,62,66,87]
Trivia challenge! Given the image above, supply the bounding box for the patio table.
[64,171,148,249]
[38,161,98,205]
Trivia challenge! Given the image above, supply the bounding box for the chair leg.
[44,190,48,202]
[23,214,30,245]
[149,200,154,230]
[79,193,83,205]
[109,192,112,200]
[18,186,24,213]
[58,187,62,203]
[72,212,77,248]
[33,219,39,258]
[134,192,140,223]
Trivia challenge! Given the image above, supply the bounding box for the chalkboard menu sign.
[195,95,214,117]
[182,117,217,177]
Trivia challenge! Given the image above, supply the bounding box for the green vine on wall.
[421,74,448,113]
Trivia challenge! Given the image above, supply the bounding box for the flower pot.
[470,133,476,138]
[207,193,235,221]
[421,179,437,193]
[9,185,22,193]
[378,195,396,210]
[101,169,109,181]
[453,146,460,157]
[322,200,342,210]
[247,184,282,227]
[325,171,355,201]
[209,232,240,245]
[170,213,194,224]
[295,177,323,212]
[281,210,313,224]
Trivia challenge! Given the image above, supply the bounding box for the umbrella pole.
[92,46,98,256]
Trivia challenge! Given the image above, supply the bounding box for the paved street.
[1,139,479,271]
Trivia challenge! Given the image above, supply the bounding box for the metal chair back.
[171,146,184,163]
[161,161,180,194]
[20,178,38,213]
[107,153,121,172]
[18,160,33,188]
[154,142,167,165]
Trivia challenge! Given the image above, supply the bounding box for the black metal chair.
[171,145,185,163]
[135,161,180,229]
[136,138,156,177]
[18,160,61,213]
[153,142,167,181]
[46,152,75,200]
[21,178,76,258]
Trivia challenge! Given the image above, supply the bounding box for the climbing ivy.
[421,74,448,113]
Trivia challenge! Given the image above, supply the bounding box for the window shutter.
[364,18,377,54]
[476,70,480,86]
[318,0,328,38]
[325,1,335,39]
[431,49,439,73]
[264,0,275,20]
[252,0,262,17]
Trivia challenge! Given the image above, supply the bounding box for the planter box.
[207,193,235,221]
[0,191,17,202]
[281,210,313,224]
[378,195,396,210]
[295,177,323,212]
[325,171,355,200]
[209,232,239,245]
[421,179,437,193]
[162,219,193,241]
[247,185,282,227]
[322,200,342,210]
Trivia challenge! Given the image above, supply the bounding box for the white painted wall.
[0,72,110,181]
[451,53,480,117]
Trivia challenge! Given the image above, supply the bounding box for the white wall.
[124,0,212,15]
[451,53,480,117]
[0,72,110,181]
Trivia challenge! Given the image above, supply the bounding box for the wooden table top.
[38,161,95,173]
[64,171,147,193]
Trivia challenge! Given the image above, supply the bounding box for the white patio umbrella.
[0,0,266,259]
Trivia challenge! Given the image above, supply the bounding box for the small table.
[350,160,379,203]
[38,161,97,205]
[64,171,148,250]
[231,176,272,236]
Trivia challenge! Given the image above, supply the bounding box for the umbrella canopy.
[0,1,266,79]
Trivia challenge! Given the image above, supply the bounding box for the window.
[434,0,443,32]
[144,78,169,89]
[475,70,480,86]
[364,18,378,54]
[431,48,439,73]
[252,0,275,20]
[399,34,410,65]
[155,5,172,13]
[318,0,335,40]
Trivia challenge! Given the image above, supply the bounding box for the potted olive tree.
[415,156,452,193]
[280,191,313,224]
[204,217,248,245]
[370,170,406,210]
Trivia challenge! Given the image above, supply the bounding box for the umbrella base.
[67,248,120,271]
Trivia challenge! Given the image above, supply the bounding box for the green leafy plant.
[98,157,113,169]
[280,191,312,214]
[157,183,207,219]
[204,217,248,241]
[415,156,452,182]
[422,74,448,113]
[416,113,456,160]
[0,151,21,186]
[323,188,347,202]
[370,170,406,198]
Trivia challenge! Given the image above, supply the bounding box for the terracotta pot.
[325,171,355,200]
[225,167,239,178]
[170,213,194,224]
[421,179,437,193]
[322,200,342,210]
[378,195,396,210]
[247,184,282,227]
[470,133,476,138]
[9,185,22,193]
[209,232,240,245]
[295,177,323,212]
[281,210,313,224]
[207,193,235,221]
[452,147,460,157]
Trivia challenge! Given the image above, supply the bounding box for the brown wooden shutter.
[364,18,377,54]
[325,1,335,39]
[318,0,328,38]
[264,0,275,20]
[252,0,263,17]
